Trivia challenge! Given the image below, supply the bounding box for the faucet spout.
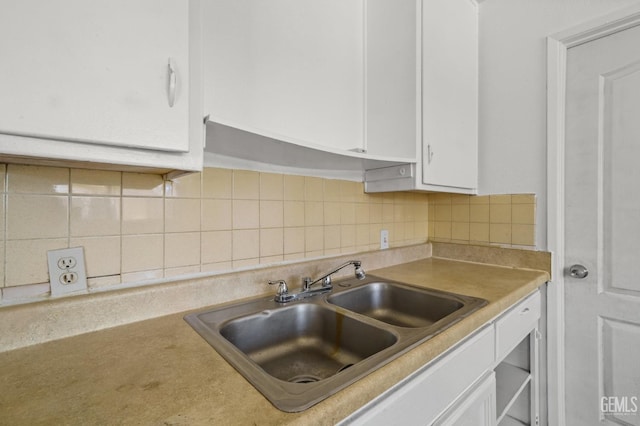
[302,260,365,291]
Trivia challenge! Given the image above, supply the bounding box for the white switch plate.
[380,229,389,250]
[47,247,88,296]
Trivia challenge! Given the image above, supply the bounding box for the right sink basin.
[326,281,467,328]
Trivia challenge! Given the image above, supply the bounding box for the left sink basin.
[220,303,397,383]
[185,292,400,412]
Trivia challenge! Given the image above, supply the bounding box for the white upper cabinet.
[365,0,478,194]
[204,0,418,166]
[421,0,478,193]
[0,0,203,172]
[206,0,364,154]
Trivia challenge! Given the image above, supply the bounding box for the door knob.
[569,264,589,279]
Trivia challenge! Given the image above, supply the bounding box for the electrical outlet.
[60,272,78,285]
[380,229,389,249]
[47,247,87,296]
[57,257,77,270]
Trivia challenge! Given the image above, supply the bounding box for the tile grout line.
[198,171,203,273]
[66,167,71,252]
[162,175,168,279]
[118,171,124,287]
[2,165,7,290]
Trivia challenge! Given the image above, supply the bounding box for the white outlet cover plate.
[380,229,389,249]
[47,246,88,296]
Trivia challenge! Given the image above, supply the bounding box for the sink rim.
[184,275,488,412]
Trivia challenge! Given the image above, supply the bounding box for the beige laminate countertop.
[0,257,549,425]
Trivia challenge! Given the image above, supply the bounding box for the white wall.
[478,0,640,249]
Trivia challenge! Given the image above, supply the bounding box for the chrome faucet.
[268,260,365,303]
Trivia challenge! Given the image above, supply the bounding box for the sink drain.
[337,363,354,373]
[288,374,321,384]
[287,364,354,383]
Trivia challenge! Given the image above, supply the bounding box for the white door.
[564,24,640,425]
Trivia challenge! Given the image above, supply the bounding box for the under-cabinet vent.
[364,163,415,192]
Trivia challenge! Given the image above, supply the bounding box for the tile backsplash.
[0,163,538,304]
[0,164,429,303]
[427,193,536,249]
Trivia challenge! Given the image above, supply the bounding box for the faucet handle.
[302,277,312,291]
[322,276,332,287]
[268,279,289,296]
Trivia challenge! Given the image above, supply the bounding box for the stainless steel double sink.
[184,275,487,412]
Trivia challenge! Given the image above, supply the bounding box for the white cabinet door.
[434,373,497,426]
[205,0,364,153]
[0,0,190,153]
[365,0,418,160]
[421,0,478,193]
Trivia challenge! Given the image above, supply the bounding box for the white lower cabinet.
[339,290,542,426]
[339,325,495,425]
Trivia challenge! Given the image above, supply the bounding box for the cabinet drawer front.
[341,325,495,426]
[495,291,541,361]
